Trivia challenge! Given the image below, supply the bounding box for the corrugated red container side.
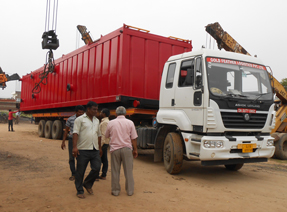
[20,25,192,112]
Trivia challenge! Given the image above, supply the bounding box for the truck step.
[146,143,155,148]
[138,149,155,155]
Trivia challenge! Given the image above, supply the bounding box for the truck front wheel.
[225,163,244,171]
[163,132,183,174]
[274,134,287,160]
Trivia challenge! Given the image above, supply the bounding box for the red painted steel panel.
[145,39,160,99]
[51,71,55,103]
[46,70,52,104]
[121,33,131,99]
[56,62,61,103]
[82,50,89,100]
[88,47,96,99]
[67,58,73,102]
[130,36,145,98]
[102,41,111,97]
[76,53,83,101]
[95,45,103,99]
[63,60,68,103]
[20,25,192,112]
[71,55,77,102]
[110,37,119,96]
[53,64,58,103]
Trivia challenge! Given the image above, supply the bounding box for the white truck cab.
[155,49,275,174]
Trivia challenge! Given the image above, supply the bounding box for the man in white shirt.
[72,101,102,199]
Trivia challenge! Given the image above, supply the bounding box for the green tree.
[281,78,287,90]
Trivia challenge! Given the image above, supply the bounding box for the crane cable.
[45,0,58,33]
[32,0,59,95]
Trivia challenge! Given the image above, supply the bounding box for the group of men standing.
[61,101,138,198]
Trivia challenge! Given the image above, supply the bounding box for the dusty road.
[1,121,287,212]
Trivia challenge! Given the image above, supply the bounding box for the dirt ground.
[1,121,287,212]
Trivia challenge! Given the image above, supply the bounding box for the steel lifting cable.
[52,0,59,33]
[32,0,59,95]
[44,0,58,32]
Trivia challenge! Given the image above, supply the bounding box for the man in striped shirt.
[61,105,85,181]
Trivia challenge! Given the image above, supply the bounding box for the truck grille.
[221,112,267,129]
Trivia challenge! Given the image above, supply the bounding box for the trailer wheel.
[38,120,46,137]
[163,132,183,174]
[44,120,53,139]
[274,134,287,160]
[225,163,244,171]
[52,120,62,140]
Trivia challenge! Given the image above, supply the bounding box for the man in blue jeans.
[61,105,85,181]
[72,101,102,199]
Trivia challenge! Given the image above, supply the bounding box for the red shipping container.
[20,25,192,112]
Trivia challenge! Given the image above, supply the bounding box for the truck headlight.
[204,140,224,148]
[267,139,274,146]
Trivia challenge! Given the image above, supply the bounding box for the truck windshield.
[206,57,273,100]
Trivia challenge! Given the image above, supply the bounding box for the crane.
[0,67,20,90]
[77,25,93,45]
[205,22,287,160]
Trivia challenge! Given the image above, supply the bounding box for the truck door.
[159,62,177,109]
[174,57,204,131]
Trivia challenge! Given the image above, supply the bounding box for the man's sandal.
[83,185,93,195]
[77,193,85,199]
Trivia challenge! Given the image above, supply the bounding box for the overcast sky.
[0,0,286,98]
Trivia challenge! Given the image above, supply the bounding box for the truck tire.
[225,163,244,171]
[52,120,62,140]
[44,120,53,139]
[163,132,183,174]
[274,134,287,160]
[38,120,46,137]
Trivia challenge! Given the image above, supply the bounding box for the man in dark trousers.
[72,101,102,199]
[61,105,85,181]
[8,109,17,132]
[98,108,110,180]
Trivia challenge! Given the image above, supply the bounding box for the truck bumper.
[201,158,268,166]
[183,133,275,162]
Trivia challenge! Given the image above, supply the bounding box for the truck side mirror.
[195,57,201,72]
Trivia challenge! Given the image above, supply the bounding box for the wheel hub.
[164,143,171,163]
